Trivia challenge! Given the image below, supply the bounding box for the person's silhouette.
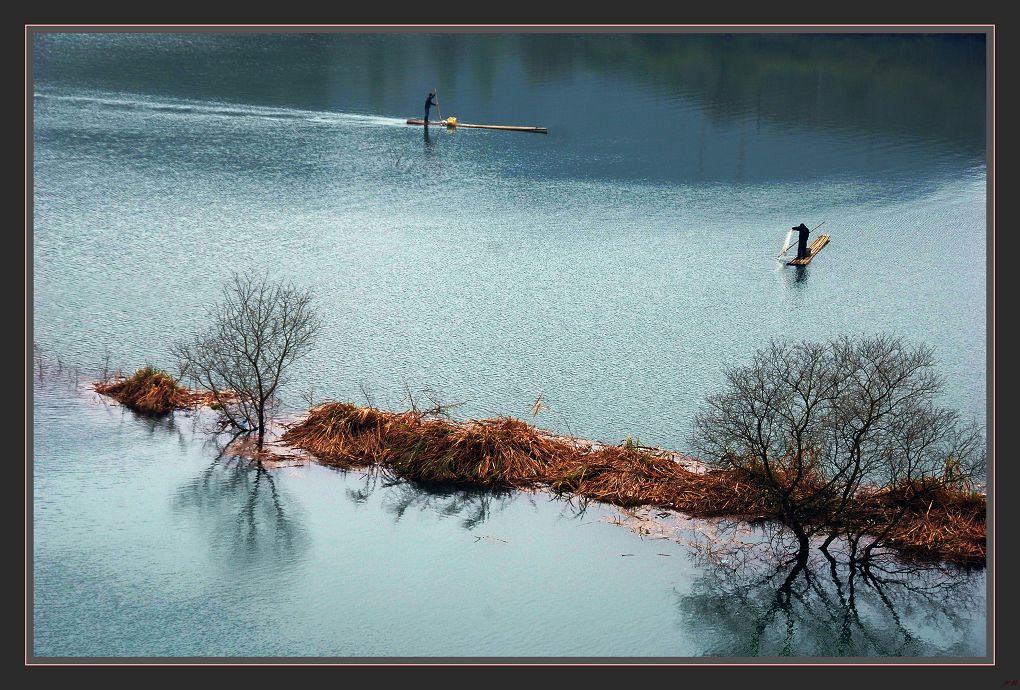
[424,91,438,125]
[794,223,811,259]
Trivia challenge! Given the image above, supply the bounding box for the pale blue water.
[31,32,988,658]
[32,377,987,658]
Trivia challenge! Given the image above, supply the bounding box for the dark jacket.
[795,223,810,258]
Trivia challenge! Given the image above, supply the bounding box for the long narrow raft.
[406,118,548,134]
[787,234,831,266]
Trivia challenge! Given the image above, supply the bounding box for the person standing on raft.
[424,91,438,125]
[794,223,811,259]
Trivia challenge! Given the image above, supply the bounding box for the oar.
[435,87,443,123]
[777,221,826,257]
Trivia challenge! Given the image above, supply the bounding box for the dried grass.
[94,367,193,415]
[847,480,987,566]
[389,416,579,487]
[280,402,986,566]
[884,505,986,566]
[95,367,235,415]
[280,402,418,469]
[282,403,578,485]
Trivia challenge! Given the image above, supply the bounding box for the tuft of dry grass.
[280,402,418,469]
[844,480,987,566]
[389,416,579,487]
[548,445,690,507]
[883,504,985,566]
[95,367,235,415]
[94,367,192,415]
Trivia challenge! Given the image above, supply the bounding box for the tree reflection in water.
[172,434,309,573]
[170,435,982,658]
[675,520,985,657]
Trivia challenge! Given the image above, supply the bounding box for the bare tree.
[692,338,841,563]
[692,334,984,567]
[172,273,320,451]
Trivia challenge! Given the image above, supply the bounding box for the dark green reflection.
[34,32,985,184]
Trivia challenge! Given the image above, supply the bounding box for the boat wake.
[34,88,406,129]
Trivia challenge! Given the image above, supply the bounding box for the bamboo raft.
[406,118,548,134]
[787,234,831,266]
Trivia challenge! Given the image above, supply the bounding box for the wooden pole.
[454,123,547,133]
[777,221,826,257]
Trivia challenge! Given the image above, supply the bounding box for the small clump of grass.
[883,504,986,567]
[550,444,688,507]
[280,401,419,469]
[94,366,192,415]
[389,416,580,488]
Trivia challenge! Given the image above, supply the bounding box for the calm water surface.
[32,33,988,658]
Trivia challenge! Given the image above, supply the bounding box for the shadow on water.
[124,404,189,438]
[332,465,514,530]
[674,521,984,657]
[172,437,309,572]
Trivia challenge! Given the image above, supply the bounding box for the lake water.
[31,32,988,659]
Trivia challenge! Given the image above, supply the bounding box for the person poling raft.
[424,90,439,123]
[409,90,547,133]
[777,221,830,266]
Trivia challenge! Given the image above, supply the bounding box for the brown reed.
[94,367,194,415]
